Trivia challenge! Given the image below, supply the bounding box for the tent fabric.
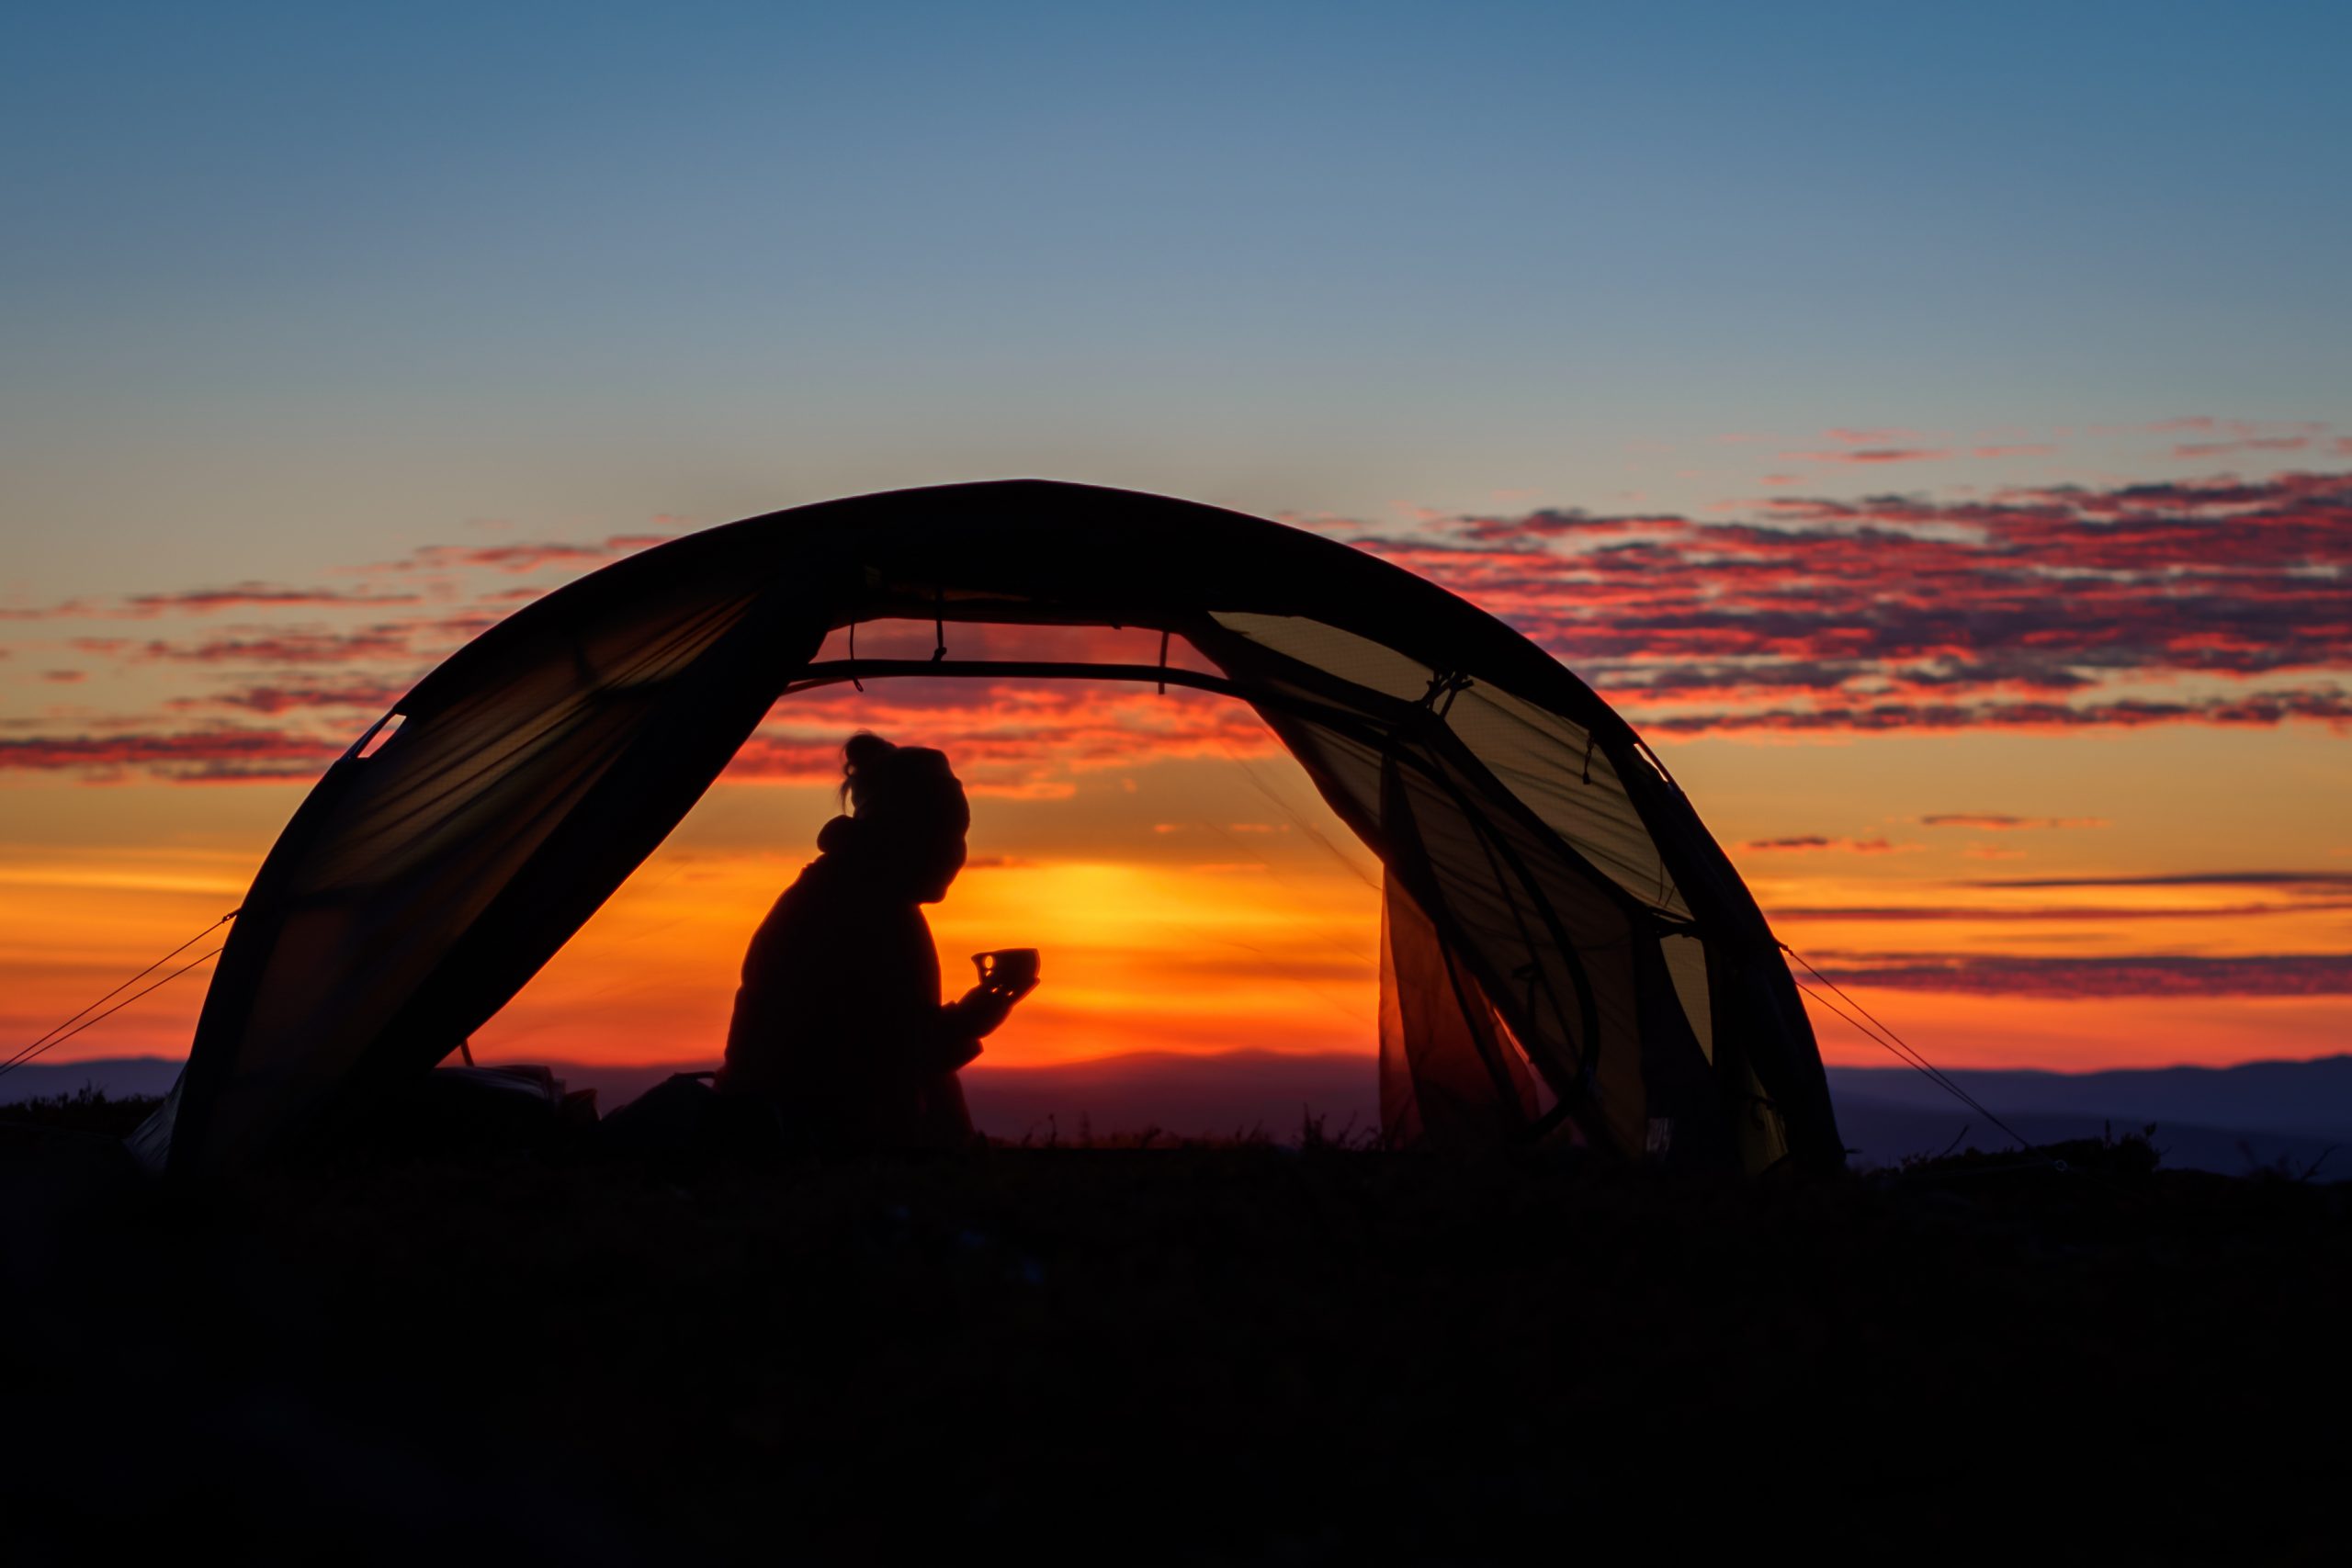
[135,479,1841,1176]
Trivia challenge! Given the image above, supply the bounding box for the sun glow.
[469,773,1384,1071]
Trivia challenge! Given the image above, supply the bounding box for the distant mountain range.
[13,1051,2350,1176]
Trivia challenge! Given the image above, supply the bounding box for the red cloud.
[120,583,424,615]
[1740,835,1911,854]
[126,626,417,666]
[1643,690,2352,737]
[737,676,1283,796]
[2,583,422,620]
[1775,899,2352,922]
[1358,468,2352,739]
[1816,953,2352,998]
[0,728,342,783]
[1918,814,2109,829]
[166,679,407,716]
[12,469,2350,784]
[1959,871,2352,892]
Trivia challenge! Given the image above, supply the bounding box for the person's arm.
[930,965,1046,1066]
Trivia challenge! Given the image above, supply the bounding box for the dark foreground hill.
[5,1106,2348,1563]
[22,1051,2352,1173]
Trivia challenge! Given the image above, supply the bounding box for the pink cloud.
[2172,436,2312,458]
[1824,428,1925,445]
[1781,448,1952,465]
[361,531,680,576]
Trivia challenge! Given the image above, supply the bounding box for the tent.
[131,480,1842,1176]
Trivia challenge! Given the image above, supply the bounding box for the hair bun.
[842,731,898,776]
[836,731,967,830]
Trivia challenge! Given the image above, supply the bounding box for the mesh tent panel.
[1211,613,1687,919]
[154,569,792,1171]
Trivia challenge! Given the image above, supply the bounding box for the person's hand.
[955,981,1027,1038]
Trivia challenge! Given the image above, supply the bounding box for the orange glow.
[6,712,2349,1084]
[473,842,1379,1070]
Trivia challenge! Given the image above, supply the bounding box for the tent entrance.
[776,643,1610,1148]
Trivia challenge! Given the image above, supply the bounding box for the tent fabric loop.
[1416,669,1473,717]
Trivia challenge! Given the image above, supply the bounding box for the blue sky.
[6,1,2349,595]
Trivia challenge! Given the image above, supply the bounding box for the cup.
[973,947,1041,993]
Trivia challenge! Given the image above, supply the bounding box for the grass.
[4,1094,2348,1562]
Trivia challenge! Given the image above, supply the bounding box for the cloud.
[11,468,2348,786]
[121,583,424,615]
[1970,444,2055,459]
[1781,448,1952,465]
[1815,953,2352,998]
[1957,871,2352,893]
[2172,436,2312,458]
[1640,689,2352,736]
[2142,417,2326,439]
[1775,899,2352,922]
[1918,813,2110,829]
[728,678,1283,796]
[361,531,678,576]
[1740,834,1912,854]
[123,626,419,666]
[166,679,407,716]
[0,728,342,783]
[2,583,424,620]
[1346,468,2352,738]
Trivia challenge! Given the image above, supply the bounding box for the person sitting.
[718,733,1035,1151]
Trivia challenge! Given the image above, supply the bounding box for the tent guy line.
[1,942,226,1083]
[1780,942,2035,1153]
[0,908,239,1082]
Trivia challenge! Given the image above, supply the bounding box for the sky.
[5,2,2349,1084]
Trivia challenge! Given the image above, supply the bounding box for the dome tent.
[132,480,1842,1176]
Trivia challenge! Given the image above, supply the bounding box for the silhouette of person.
[718,733,1034,1150]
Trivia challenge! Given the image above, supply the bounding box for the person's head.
[827,732,969,901]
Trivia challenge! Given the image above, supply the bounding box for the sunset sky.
[6,3,2348,1083]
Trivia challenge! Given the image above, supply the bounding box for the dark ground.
[5,1093,2348,1564]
